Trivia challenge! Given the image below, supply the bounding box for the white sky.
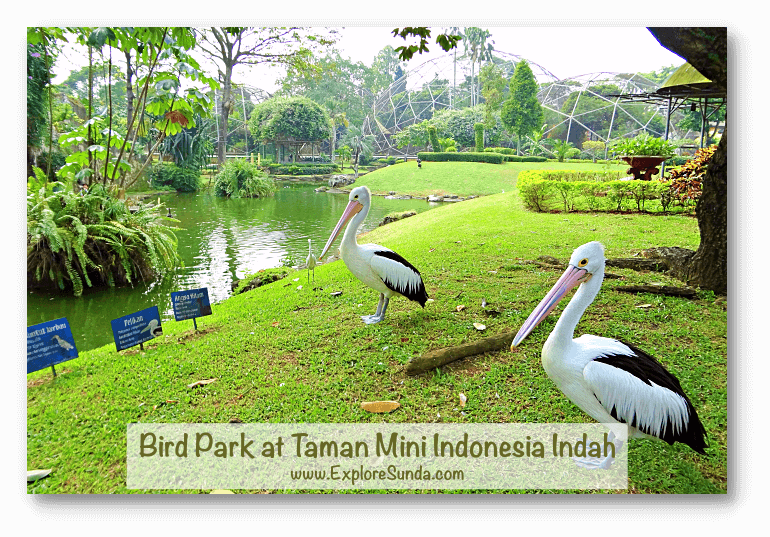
[331,26,685,80]
[50,26,686,93]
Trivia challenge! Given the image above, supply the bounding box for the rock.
[379,211,417,226]
[427,195,443,202]
[328,175,355,188]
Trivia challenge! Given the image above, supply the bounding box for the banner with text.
[27,318,78,373]
[127,423,628,490]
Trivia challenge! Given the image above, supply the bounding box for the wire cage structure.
[359,52,702,158]
[209,53,712,162]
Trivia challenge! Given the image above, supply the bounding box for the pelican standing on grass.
[319,186,428,324]
[306,238,317,284]
[511,241,707,468]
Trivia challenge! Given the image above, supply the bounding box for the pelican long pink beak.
[511,265,592,349]
[319,199,364,259]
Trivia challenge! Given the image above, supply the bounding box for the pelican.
[306,238,317,283]
[319,186,428,324]
[511,241,706,467]
[140,319,163,338]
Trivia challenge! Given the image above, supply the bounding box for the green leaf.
[87,27,116,48]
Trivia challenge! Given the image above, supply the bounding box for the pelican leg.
[361,294,386,324]
[572,431,624,470]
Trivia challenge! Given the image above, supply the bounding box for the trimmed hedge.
[266,162,341,175]
[417,151,504,164]
[483,148,548,162]
[517,169,681,213]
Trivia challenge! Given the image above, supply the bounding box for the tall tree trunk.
[647,27,727,295]
[125,50,135,140]
[683,131,727,294]
[217,65,233,168]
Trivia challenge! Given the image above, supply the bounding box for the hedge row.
[517,169,684,213]
[417,151,504,164]
[266,163,341,175]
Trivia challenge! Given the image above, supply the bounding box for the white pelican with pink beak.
[512,241,706,467]
[319,186,428,324]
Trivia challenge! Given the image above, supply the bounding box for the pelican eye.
[578,258,589,267]
[354,195,359,199]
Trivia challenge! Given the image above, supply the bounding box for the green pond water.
[26,182,442,352]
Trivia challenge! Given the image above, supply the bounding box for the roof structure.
[607,63,725,148]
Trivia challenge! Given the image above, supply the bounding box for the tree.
[248,96,332,162]
[479,63,506,129]
[339,125,374,179]
[462,28,494,107]
[391,27,462,61]
[501,60,544,155]
[27,42,50,179]
[197,27,336,167]
[647,27,727,294]
[582,140,606,162]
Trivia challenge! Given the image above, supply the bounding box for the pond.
[26,183,442,352]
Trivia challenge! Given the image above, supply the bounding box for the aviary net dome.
[360,51,696,157]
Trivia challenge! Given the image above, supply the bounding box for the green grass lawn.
[358,160,629,197]
[26,173,725,495]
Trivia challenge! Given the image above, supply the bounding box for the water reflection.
[27,183,439,351]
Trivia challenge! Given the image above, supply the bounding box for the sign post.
[27,318,79,377]
[170,288,212,330]
[111,306,163,352]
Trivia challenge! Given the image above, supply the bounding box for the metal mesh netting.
[216,52,698,158]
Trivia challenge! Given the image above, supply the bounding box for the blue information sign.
[171,288,212,321]
[111,306,163,352]
[27,318,79,374]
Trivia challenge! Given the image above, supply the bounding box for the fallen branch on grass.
[614,284,697,298]
[405,331,516,375]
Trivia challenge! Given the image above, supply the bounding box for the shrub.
[417,152,503,164]
[266,163,341,175]
[214,159,277,198]
[36,150,67,181]
[484,147,515,155]
[474,123,484,152]
[149,163,200,192]
[516,169,688,214]
[428,125,441,152]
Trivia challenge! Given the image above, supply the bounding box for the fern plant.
[27,172,182,296]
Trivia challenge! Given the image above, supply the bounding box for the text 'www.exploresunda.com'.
[289,464,465,486]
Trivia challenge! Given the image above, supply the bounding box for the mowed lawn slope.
[359,160,629,197]
[27,189,726,494]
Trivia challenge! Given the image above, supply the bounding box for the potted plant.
[611,133,677,180]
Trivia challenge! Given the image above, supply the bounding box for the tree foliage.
[501,60,543,154]
[391,27,462,61]
[249,96,332,142]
